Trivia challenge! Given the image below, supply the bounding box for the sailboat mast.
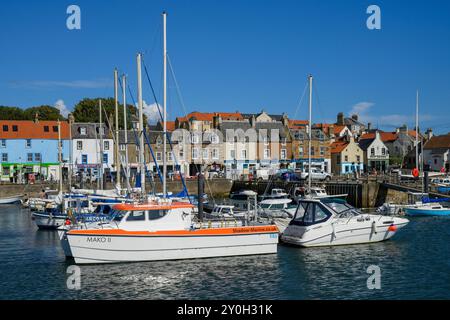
[114,69,121,190]
[137,53,146,194]
[415,90,419,171]
[99,99,104,189]
[163,11,168,198]
[122,74,129,179]
[57,119,63,194]
[308,74,313,192]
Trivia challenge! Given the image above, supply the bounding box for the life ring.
[412,168,419,178]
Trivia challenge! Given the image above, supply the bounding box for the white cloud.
[349,102,375,123]
[54,99,70,117]
[10,79,112,89]
[349,101,435,128]
[142,101,162,124]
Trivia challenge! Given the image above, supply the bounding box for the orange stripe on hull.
[68,225,279,237]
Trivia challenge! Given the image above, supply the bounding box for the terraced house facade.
[0,120,70,182]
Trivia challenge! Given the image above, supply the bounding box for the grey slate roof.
[358,138,374,151]
[71,123,112,139]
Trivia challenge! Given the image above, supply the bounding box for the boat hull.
[281,218,408,247]
[67,228,279,264]
[405,207,450,216]
[0,196,22,205]
[32,212,67,229]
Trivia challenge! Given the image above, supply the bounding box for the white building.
[71,123,115,178]
[423,134,450,172]
[359,131,390,173]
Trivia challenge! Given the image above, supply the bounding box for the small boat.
[228,190,258,211]
[259,188,289,201]
[293,186,347,201]
[404,197,450,216]
[0,195,22,205]
[32,196,126,229]
[281,198,408,247]
[61,198,279,264]
[437,185,450,195]
[377,192,428,216]
[259,198,297,219]
[405,203,450,216]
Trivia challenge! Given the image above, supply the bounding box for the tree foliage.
[0,105,65,121]
[72,98,146,129]
[23,105,65,121]
[0,106,26,120]
[0,98,145,127]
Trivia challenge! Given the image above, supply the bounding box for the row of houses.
[1,111,448,182]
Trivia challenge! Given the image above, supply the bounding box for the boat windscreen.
[323,201,353,214]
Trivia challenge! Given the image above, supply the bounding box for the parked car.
[300,168,332,181]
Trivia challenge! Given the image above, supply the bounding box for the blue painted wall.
[0,139,70,164]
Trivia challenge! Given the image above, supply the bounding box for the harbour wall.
[0,179,431,208]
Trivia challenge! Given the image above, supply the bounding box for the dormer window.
[97,126,105,135]
[210,134,219,144]
[80,127,87,135]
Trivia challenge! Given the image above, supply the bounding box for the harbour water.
[1,205,450,300]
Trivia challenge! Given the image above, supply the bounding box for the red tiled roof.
[166,121,175,132]
[0,120,70,139]
[330,141,348,153]
[333,125,347,135]
[424,134,450,149]
[177,112,243,123]
[288,119,308,129]
[360,131,398,142]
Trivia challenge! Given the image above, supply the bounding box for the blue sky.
[1,0,450,133]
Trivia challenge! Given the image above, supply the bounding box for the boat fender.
[208,221,212,228]
[388,224,397,232]
[331,223,337,240]
[65,219,71,226]
[371,221,377,235]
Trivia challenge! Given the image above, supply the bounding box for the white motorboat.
[259,198,297,219]
[61,198,279,264]
[281,198,409,247]
[259,188,289,200]
[229,190,258,211]
[206,205,246,220]
[293,186,347,201]
[0,195,22,205]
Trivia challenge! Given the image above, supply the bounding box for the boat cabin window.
[126,211,146,221]
[221,207,232,214]
[147,210,167,220]
[291,202,332,226]
[325,201,351,214]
